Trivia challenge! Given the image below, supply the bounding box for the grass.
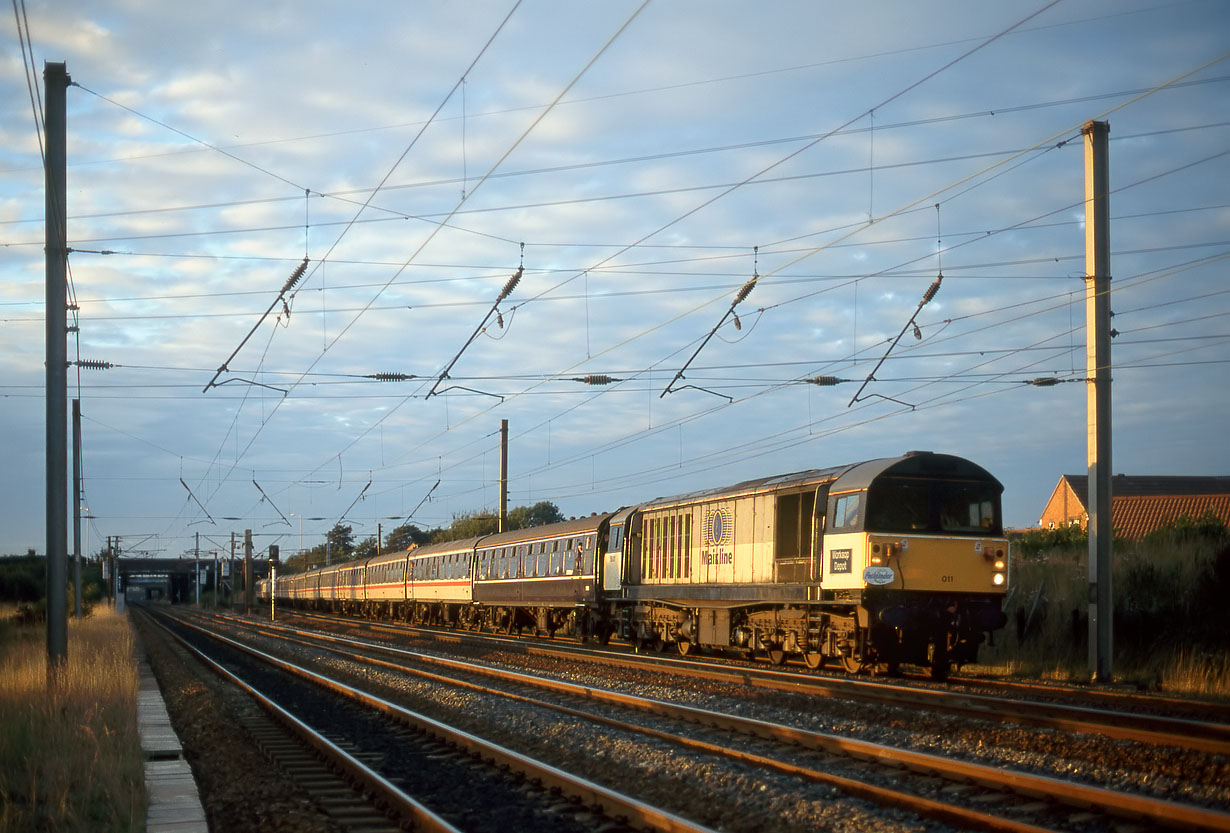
[974,529,1230,697]
[0,604,145,833]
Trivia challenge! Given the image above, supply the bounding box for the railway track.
[146,608,720,833]
[274,607,1230,756]
[185,608,1230,833]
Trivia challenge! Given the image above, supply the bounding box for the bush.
[982,524,1230,694]
[0,557,43,602]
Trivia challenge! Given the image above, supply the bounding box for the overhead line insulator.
[366,372,416,382]
[734,275,757,305]
[281,258,309,294]
[499,267,523,302]
[573,374,620,385]
[76,359,114,370]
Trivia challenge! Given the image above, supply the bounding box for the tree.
[385,523,432,552]
[433,510,499,543]
[353,535,378,560]
[432,501,566,543]
[507,501,565,529]
[326,523,354,558]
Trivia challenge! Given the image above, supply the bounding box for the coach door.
[602,510,632,592]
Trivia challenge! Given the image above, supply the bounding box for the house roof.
[1057,474,1230,509]
[1112,494,1230,540]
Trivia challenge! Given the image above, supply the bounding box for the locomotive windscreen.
[865,477,1002,535]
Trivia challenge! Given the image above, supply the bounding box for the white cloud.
[3,0,1228,554]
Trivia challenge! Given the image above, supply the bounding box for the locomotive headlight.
[994,559,1006,571]
[993,572,1006,586]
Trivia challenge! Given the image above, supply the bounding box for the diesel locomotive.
[263,451,1009,679]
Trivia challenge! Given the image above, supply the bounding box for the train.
[259,451,1009,679]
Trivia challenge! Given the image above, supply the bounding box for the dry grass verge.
[0,605,145,833]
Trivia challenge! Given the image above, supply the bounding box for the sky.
[3,0,1228,559]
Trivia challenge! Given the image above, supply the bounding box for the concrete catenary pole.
[72,399,82,619]
[244,529,253,615]
[499,419,509,533]
[45,62,70,678]
[1083,120,1113,682]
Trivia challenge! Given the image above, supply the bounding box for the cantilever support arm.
[203,258,308,393]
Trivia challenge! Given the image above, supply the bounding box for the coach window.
[538,542,549,576]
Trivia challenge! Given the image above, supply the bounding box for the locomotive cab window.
[831,493,862,531]
[865,478,1002,535]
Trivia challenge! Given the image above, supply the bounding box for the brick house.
[1038,474,1230,539]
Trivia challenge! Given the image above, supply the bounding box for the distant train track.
[182,607,1230,832]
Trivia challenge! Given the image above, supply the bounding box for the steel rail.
[141,611,459,833]
[171,612,720,833]
[279,608,1230,756]
[225,617,1057,833]
[942,673,1230,723]
[208,612,1230,833]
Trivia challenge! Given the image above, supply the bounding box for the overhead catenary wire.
[180,1,651,530]
[28,7,1225,541]
[307,17,1230,519]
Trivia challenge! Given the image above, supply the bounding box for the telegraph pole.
[499,419,509,532]
[45,62,70,679]
[1084,120,1113,682]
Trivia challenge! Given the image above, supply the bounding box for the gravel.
[136,617,345,833]
[139,611,1230,833]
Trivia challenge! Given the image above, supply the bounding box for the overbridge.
[115,556,271,604]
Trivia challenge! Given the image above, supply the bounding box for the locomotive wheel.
[677,639,693,657]
[841,654,863,674]
[767,648,787,666]
[802,652,823,669]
